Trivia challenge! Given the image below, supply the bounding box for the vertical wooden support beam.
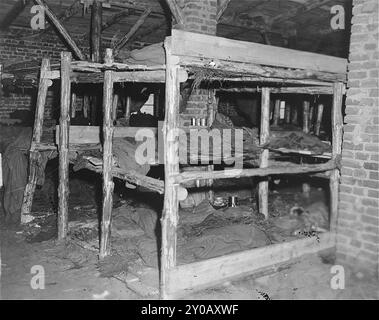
[112,93,119,121]
[125,95,132,123]
[302,100,311,197]
[273,99,280,126]
[70,92,77,118]
[83,95,89,119]
[291,104,298,125]
[315,103,324,136]
[21,58,51,223]
[161,38,180,299]
[91,0,102,62]
[309,103,315,132]
[284,101,291,124]
[303,101,310,133]
[330,82,344,233]
[58,52,71,240]
[100,52,115,259]
[258,87,270,219]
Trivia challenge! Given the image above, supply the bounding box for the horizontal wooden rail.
[172,159,338,184]
[165,232,335,298]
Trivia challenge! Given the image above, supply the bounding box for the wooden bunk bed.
[19,30,346,299]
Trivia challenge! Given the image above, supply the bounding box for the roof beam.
[34,0,86,60]
[165,0,185,25]
[113,8,151,55]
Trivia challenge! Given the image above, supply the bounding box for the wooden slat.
[166,232,335,297]
[171,30,347,75]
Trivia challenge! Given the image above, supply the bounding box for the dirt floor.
[1,171,378,300]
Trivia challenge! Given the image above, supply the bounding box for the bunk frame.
[20,30,347,299]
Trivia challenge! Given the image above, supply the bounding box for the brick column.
[337,0,379,278]
[174,0,218,126]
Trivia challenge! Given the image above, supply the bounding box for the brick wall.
[337,0,379,277]
[175,0,218,126]
[0,27,89,125]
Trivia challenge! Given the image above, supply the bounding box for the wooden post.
[291,104,298,125]
[70,92,77,118]
[303,101,310,133]
[91,0,102,62]
[330,82,344,233]
[112,93,119,121]
[21,58,51,222]
[302,100,311,197]
[272,99,280,126]
[58,52,71,240]
[258,88,270,219]
[83,95,89,119]
[100,52,115,259]
[284,101,291,124]
[309,103,315,133]
[161,38,180,299]
[315,103,324,136]
[125,95,132,123]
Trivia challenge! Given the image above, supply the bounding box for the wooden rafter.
[0,0,31,30]
[34,0,86,60]
[40,0,82,35]
[113,8,151,55]
[216,0,231,21]
[165,0,184,25]
[270,0,334,24]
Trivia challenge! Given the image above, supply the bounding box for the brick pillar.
[174,0,218,126]
[337,0,379,278]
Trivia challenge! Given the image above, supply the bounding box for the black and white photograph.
[0,0,378,305]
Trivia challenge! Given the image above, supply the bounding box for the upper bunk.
[1,30,347,90]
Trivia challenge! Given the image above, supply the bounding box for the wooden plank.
[330,82,344,233]
[113,8,152,55]
[55,125,158,144]
[58,52,72,240]
[166,232,335,297]
[34,0,86,60]
[303,101,310,133]
[21,58,51,223]
[218,86,335,95]
[272,99,280,126]
[258,88,270,219]
[173,159,338,184]
[161,38,180,299]
[99,65,115,258]
[171,30,347,75]
[165,0,184,25]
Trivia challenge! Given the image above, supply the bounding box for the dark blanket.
[0,126,32,224]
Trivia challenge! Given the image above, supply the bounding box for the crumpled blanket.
[1,127,31,224]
